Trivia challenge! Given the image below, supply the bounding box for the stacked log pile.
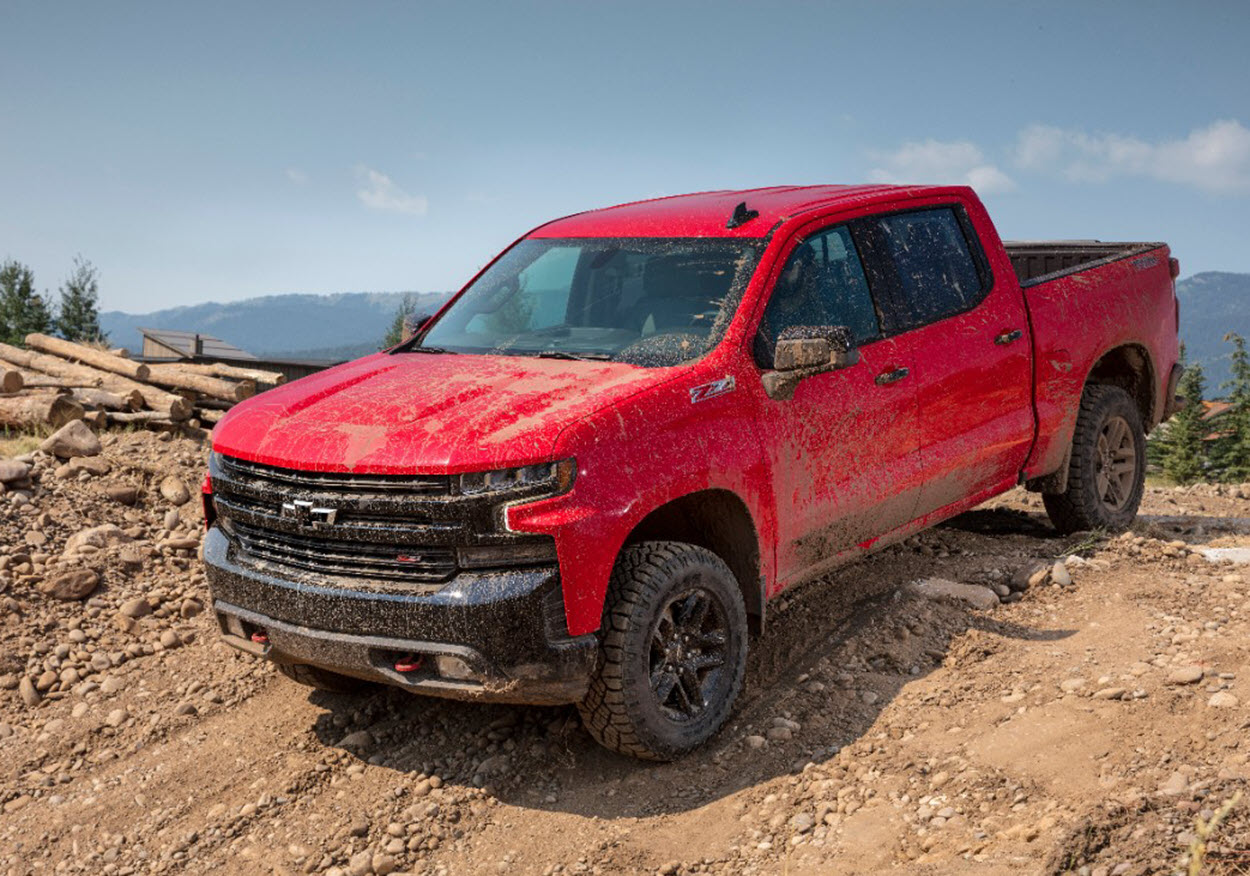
[0,333,285,432]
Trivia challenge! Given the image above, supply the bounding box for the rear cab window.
[862,206,992,332]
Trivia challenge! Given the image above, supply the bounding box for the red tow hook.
[394,655,423,673]
[250,631,269,645]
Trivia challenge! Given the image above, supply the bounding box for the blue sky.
[1,0,1248,312]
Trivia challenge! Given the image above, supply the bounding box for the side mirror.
[762,325,859,401]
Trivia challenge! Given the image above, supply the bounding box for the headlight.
[458,459,576,495]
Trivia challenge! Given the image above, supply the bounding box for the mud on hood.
[211,352,672,473]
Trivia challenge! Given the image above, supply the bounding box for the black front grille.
[218,455,451,496]
[211,454,556,591]
[232,521,456,586]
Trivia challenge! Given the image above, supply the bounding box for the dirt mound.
[2,435,1249,874]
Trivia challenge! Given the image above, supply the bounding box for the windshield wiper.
[406,345,452,354]
[534,350,612,361]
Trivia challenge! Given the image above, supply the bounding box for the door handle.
[995,328,1023,345]
[875,366,910,386]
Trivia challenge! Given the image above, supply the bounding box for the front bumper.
[203,527,597,705]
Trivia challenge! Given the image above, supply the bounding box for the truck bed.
[1005,240,1166,288]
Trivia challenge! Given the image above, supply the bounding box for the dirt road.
[2,431,1248,875]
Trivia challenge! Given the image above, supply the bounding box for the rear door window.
[872,207,988,330]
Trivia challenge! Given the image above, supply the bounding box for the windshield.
[414,238,763,367]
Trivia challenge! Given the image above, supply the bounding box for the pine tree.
[381,293,420,349]
[0,260,53,346]
[56,256,107,343]
[1213,332,1250,481]
[1161,363,1208,484]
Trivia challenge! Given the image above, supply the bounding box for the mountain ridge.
[98,274,1250,390]
[99,291,449,362]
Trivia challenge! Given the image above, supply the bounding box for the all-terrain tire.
[277,662,371,694]
[577,541,748,761]
[1043,384,1146,535]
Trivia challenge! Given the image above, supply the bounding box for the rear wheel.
[277,662,372,694]
[578,541,748,760]
[1043,384,1146,534]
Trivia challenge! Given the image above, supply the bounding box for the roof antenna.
[726,201,759,229]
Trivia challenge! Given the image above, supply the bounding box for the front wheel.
[578,541,748,760]
[1043,384,1146,534]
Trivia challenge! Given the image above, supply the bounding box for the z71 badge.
[689,375,736,404]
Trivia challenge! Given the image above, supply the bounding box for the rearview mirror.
[763,325,859,400]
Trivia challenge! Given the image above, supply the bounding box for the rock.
[164,508,182,530]
[339,730,374,749]
[1011,562,1047,592]
[788,812,815,833]
[37,569,100,601]
[347,850,373,876]
[0,460,30,484]
[119,597,152,619]
[159,475,190,506]
[477,754,509,776]
[159,629,181,649]
[105,707,128,728]
[1208,692,1239,708]
[1060,678,1086,693]
[104,484,140,505]
[180,597,204,618]
[766,726,792,742]
[100,676,123,695]
[1028,566,1051,588]
[1159,771,1190,796]
[1167,666,1204,685]
[1051,561,1073,587]
[1199,547,1250,565]
[64,524,132,556]
[18,676,40,707]
[745,735,767,750]
[1093,687,1126,700]
[372,854,397,876]
[907,578,999,610]
[40,420,101,459]
[62,456,111,478]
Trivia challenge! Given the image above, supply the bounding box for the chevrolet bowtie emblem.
[280,499,339,526]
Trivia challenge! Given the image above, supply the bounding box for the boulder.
[0,460,29,484]
[159,475,190,506]
[907,578,1000,610]
[37,569,100,601]
[40,420,101,459]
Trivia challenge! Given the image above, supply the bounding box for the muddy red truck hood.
[211,352,670,473]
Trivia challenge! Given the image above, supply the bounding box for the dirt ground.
[2,430,1249,876]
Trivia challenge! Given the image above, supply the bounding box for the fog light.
[435,655,475,680]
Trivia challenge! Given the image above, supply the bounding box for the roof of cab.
[530,184,969,239]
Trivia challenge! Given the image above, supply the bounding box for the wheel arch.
[1085,342,1158,430]
[1028,342,1157,494]
[622,489,765,634]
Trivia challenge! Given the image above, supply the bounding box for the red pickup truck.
[203,185,1181,760]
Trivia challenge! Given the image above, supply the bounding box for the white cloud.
[868,139,1016,194]
[285,167,308,185]
[1015,120,1250,192]
[354,166,428,215]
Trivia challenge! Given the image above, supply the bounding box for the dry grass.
[0,426,49,458]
